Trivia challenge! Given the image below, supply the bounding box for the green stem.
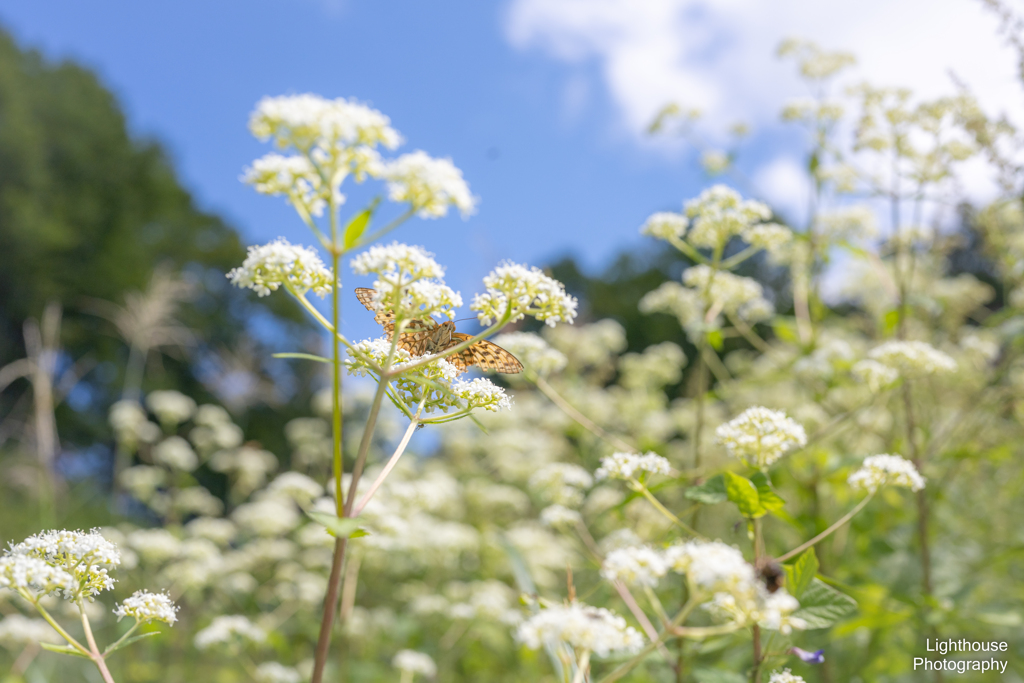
[571,649,591,683]
[632,480,704,538]
[27,594,88,655]
[352,398,425,516]
[79,604,116,683]
[534,374,637,453]
[597,598,698,683]
[777,494,874,562]
[102,620,140,656]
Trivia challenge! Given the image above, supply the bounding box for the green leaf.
[39,643,91,659]
[685,475,728,504]
[104,631,161,656]
[693,669,747,683]
[750,472,786,512]
[306,511,369,539]
[784,549,819,599]
[272,352,333,364]
[707,328,724,351]
[883,309,901,336]
[343,198,381,249]
[723,471,765,518]
[793,578,857,629]
[772,318,800,344]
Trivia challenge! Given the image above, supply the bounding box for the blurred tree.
[0,29,315,462]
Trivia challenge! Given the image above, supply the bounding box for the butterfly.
[355,288,523,374]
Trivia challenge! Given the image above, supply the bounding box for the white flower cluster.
[640,211,688,240]
[515,603,644,657]
[392,649,438,677]
[595,452,672,481]
[684,185,772,249]
[817,206,878,241]
[600,546,668,587]
[113,590,179,625]
[350,242,460,321]
[0,614,61,646]
[704,586,805,634]
[682,266,774,322]
[0,554,75,595]
[639,282,703,332]
[848,454,925,493]
[194,615,267,650]
[851,359,900,392]
[255,662,303,683]
[529,463,594,507]
[8,529,120,598]
[743,222,793,258]
[153,436,199,472]
[227,238,333,298]
[242,153,334,217]
[491,332,567,376]
[385,150,476,218]
[109,400,161,449]
[769,669,806,683]
[539,504,583,528]
[146,390,196,427]
[472,262,578,328]
[619,342,687,390]
[250,93,401,156]
[780,97,844,123]
[868,340,957,377]
[716,407,807,469]
[450,377,512,412]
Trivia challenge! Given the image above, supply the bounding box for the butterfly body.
[355,288,523,374]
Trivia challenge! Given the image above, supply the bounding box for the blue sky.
[2,0,1017,341]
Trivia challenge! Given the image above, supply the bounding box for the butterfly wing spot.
[449,334,524,374]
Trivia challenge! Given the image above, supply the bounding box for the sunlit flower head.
[9,529,120,598]
[640,212,688,240]
[600,546,668,587]
[242,153,333,217]
[868,340,957,377]
[663,540,754,593]
[491,332,567,376]
[385,150,476,218]
[450,377,512,412]
[228,238,332,298]
[684,185,772,249]
[392,650,437,677]
[250,94,401,153]
[847,454,925,493]
[716,407,806,469]
[769,669,807,683]
[529,463,594,507]
[515,602,644,657]
[0,554,75,596]
[146,390,196,427]
[153,436,199,472]
[595,452,671,481]
[539,504,583,528]
[851,359,899,392]
[472,262,578,328]
[682,266,774,322]
[114,590,178,625]
[350,243,460,321]
[194,615,267,650]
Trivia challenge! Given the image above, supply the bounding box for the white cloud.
[753,156,807,224]
[504,0,1021,139]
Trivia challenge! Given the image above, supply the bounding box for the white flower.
[848,454,925,493]
[194,615,267,650]
[716,407,807,469]
[450,377,512,412]
[228,238,332,298]
[515,603,644,657]
[818,206,878,241]
[9,529,120,598]
[742,223,793,257]
[472,262,578,328]
[852,359,900,392]
[683,266,774,322]
[0,614,61,645]
[233,499,301,537]
[491,332,567,375]
[640,212,688,240]
[109,400,161,448]
[663,541,754,593]
[769,669,806,683]
[114,590,178,625]
[600,546,669,587]
[385,150,475,218]
[701,150,730,175]
[705,586,806,633]
[250,93,401,154]
[266,472,324,505]
[540,505,583,528]
[255,662,303,683]
[639,282,703,330]
[172,487,224,517]
[119,465,167,501]
[243,153,331,217]
[350,243,460,321]
[868,340,957,377]
[153,436,199,471]
[392,650,437,677]
[127,529,182,564]
[185,517,237,546]
[145,390,196,427]
[0,554,76,595]
[684,185,772,249]
[619,342,687,390]
[529,463,594,506]
[595,452,671,481]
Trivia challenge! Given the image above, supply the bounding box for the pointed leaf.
[104,631,161,656]
[750,472,786,512]
[39,643,91,659]
[784,549,819,599]
[273,352,333,364]
[793,578,857,629]
[686,475,728,504]
[306,511,369,539]
[343,198,381,249]
[723,471,766,518]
